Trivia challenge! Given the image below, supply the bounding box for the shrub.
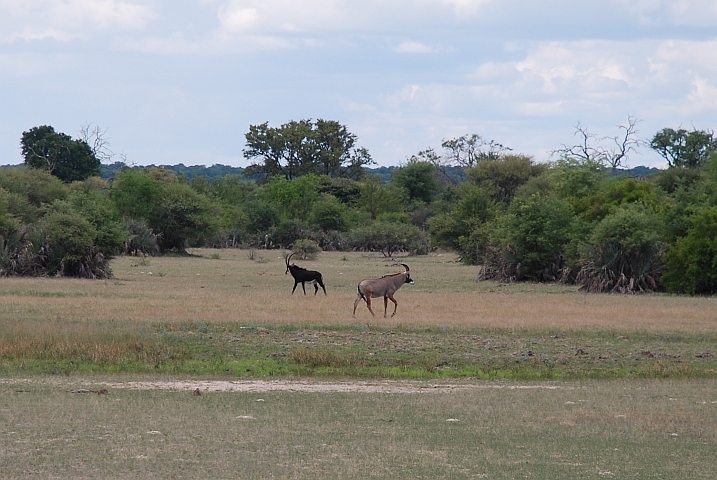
[481,194,580,282]
[576,205,666,293]
[123,219,159,256]
[309,196,349,232]
[43,209,112,278]
[291,239,321,260]
[350,221,426,257]
[661,207,717,295]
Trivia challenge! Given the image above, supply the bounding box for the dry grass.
[1,250,715,477]
[1,377,715,479]
[0,249,714,331]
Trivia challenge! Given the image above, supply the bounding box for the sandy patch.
[2,378,572,394]
[96,379,568,394]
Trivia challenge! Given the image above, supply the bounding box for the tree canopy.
[243,119,374,180]
[21,126,101,183]
[650,127,717,169]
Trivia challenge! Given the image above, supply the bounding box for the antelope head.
[401,264,414,284]
[285,253,295,274]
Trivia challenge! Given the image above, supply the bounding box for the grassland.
[1,250,716,478]
[0,249,715,379]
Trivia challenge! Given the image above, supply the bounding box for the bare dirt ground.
[2,377,569,394]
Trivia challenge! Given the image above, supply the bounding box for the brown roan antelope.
[285,253,327,296]
[353,264,414,318]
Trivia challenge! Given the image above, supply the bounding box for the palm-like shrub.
[577,206,665,293]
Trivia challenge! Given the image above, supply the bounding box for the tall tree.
[441,134,510,168]
[650,127,717,169]
[391,159,439,204]
[21,125,101,183]
[243,119,374,180]
[552,116,643,172]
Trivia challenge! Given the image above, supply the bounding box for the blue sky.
[1,0,716,169]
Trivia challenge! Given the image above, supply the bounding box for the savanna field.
[1,250,716,479]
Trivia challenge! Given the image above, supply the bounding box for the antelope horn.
[286,252,294,266]
[400,263,409,272]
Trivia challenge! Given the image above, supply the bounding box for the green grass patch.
[3,323,716,380]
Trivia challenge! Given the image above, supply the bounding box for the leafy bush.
[661,207,717,294]
[309,196,349,232]
[576,206,665,293]
[428,184,496,264]
[481,194,581,282]
[350,221,426,257]
[570,177,663,223]
[43,209,112,278]
[123,218,159,256]
[467,154,547,204]
[291,239,321,260]
[149,182,217,252]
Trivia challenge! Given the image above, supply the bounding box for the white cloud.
[438,0,493,16]
[686,77,717,113]
[615,0,717,27]
[0,53,76,76]
[0,0,155,43]
[395,41,436,54]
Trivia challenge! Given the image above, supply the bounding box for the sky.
[1,1,716,170]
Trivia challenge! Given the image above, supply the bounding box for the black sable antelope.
[284,253,327,296]
[353,264,414,318]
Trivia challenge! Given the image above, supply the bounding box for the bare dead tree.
[550,121,605,163]
[551,116,643,173]
[602,115,644,173]
[79,123,114,163]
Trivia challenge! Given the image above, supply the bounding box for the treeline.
[2,121,717,296]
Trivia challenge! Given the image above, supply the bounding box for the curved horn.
[400,263,410,272]
[286,252,295,266]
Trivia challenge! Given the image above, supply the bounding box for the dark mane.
[380,272,403,279]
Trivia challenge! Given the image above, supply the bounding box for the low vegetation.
[1,251,715,379]
[1,250,715,478]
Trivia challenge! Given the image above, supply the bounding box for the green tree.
[21,126,101,182]
[650,127,717,169]
[357,178,405,220]
[259,175,320,221]
[484,194,580,281]
[550,157,606,201]
[244,200,280,233]
[0,188,21,237]
[149,182,217,253]
[309,196,349,232]
[67,188,126,256]
[391,160,439,204]
[661,207,717,295]
[441,133,510,167]
[40,199,117,278]
[0,167,69,223]
[428,184,496,264]
[570,177,663,223]
[244,119,374,180]
[467,155,547,204]
[110,168,162,220]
